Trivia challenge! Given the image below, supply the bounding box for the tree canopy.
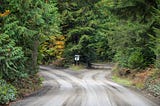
[0,0,160,104]
[0,0,60,80]
[57,0,160,69]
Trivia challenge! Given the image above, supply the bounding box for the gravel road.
[11,66,159,106]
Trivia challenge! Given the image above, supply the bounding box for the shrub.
[52,58,66,67]
[128,50,144,69]
[147,82,160,96]
[0,79,17,104]
[114,50,130,68]
[0,34,27,81]
[145,71,160,97]
[114,49,146,69]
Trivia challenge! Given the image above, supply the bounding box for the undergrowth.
[12,74,42,99]
[0,79,17,105]
[145,69,160,98]
[112,64,160,98]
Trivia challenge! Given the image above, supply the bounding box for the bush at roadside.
[113,65,160,98]
[0,79,17,105]
[145,76,160,97]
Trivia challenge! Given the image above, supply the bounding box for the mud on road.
[11,66,159,106]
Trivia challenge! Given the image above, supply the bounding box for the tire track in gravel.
[11,66,159,106]
[93,71,158,106]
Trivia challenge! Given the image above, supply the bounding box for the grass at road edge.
[69,64,85,71]
[111,75,132,87]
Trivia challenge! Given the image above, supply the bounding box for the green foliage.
[128,49,144,69]
[111,21,153,68]
[63,43,75,64]
[148,83,160,96]
[113,48,146,69]
[145,77,160,96]
[114,50,129,68]
[58,0,159,70]
[95,35,112,61]
[78,35,96,66]
[112,75,132,86]
[59,0,113,65]
[151,5,160,69]
[0,0,60,103]
[0,33,27,80]
[1,0,60,74]
[104,0,157,69]
[0,79,17,104]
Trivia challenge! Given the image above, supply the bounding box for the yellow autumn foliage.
[39,35,65,63]
[56,45,64,49]
[0,10,10,17]
[55,41,65,45]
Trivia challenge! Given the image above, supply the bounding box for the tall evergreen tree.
[151,0,160,69]
[58,0,101,66]
[104,0,158,69]
[0,0,60,79]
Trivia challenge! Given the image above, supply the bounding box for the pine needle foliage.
[104,0,158,69]
[0,0,60,79]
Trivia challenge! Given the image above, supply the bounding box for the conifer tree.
[151,0,160,69]
[105,0,158,68]
[0,0,60,79]
[58,0,113,65]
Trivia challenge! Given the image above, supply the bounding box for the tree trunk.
[87,61,91,68]
[32,40,39,72]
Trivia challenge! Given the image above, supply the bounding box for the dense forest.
[0,0,160,105]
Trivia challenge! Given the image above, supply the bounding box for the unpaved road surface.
[11,66,159,106]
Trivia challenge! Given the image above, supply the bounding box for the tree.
[39,35,65,64]
[0,0,60,104]
[58,0,114,66]
[151,0,160,69]
[0,0,60,79]
[104,0,157,69]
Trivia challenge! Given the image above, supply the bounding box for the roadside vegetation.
[112,65,160,98]
[111,75,132,87]
[0,0,160,105]
[69,65,85,71]
[0,0,60,105]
